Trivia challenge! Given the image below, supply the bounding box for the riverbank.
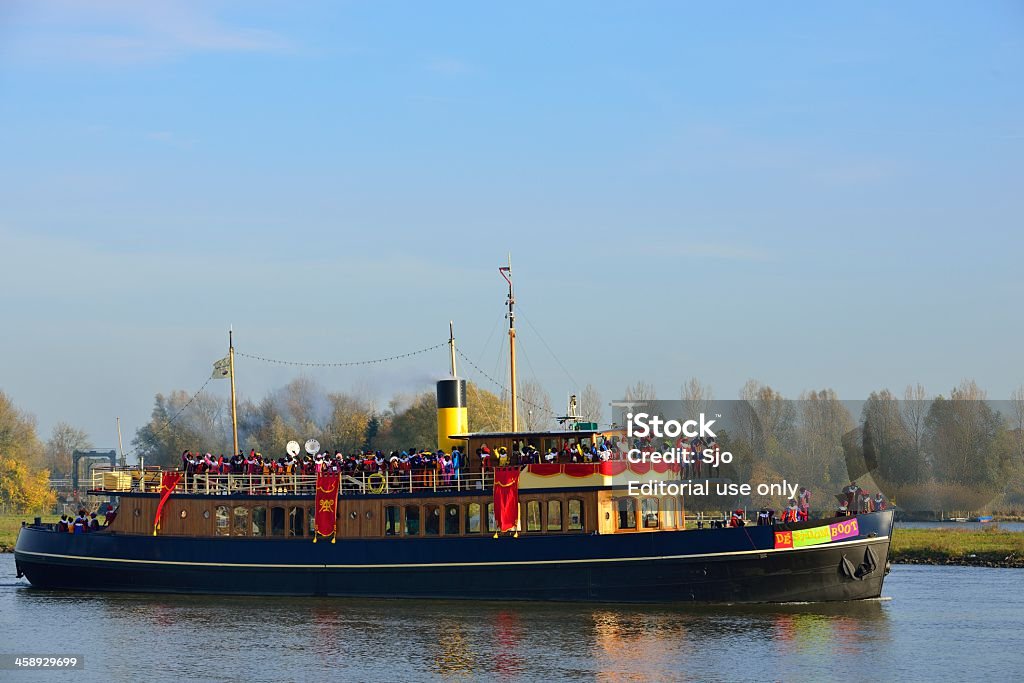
[890,527,1024,568]
[0,513,57,552]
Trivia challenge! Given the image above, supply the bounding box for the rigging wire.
[518,307,581,390]
[515,338,554,429]
[123,376,214,459]
[456,347,559,419]
[124,343,445,460]
[477,316,502,374]
[235,343,447,368]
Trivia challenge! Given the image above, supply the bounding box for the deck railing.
[89,467,494,496]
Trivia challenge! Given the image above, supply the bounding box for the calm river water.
[1,554,1022,682]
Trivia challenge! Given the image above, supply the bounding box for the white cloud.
[424,57,475,76]
[2,0,291,64]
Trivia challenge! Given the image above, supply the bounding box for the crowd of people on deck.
[715,483,887,528]
[474,437,619,469]
[174,432,737,484]
[836,481,887,516]
[178,436,627,483]
[170,445,888,524]
[181,448,467,488]
[56,508,116,534]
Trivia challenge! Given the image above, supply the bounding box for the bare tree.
[518,379,556,431]
[578,384,604,424]
[739,380,793,448]
[901,383,928,462]
[795,389,852,490]
[925,379,1000,485]
[681,378,713,421]
[1012,385,1024,459]
[45,422,92,478]
[624,381,657,403]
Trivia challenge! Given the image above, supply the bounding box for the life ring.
[367,472,387,494]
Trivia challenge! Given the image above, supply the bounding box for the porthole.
[349,511,358,520]
[203,510,210,519]
[180,509,188,519]
[133,508,141,517]
[448,507,457,517]
[365,511,373,519]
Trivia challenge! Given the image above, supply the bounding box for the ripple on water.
[1,555,1022,681]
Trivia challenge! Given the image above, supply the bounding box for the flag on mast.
[212,356,231,379]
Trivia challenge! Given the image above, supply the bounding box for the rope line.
[519,307,581,390]
[236,343,447,368]
[125,376,214,459]
[455,347,559,418]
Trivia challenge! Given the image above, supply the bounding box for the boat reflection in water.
[589,600,890,680]
[12,585,890,681]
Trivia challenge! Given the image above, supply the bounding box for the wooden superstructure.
[91,448,687,542]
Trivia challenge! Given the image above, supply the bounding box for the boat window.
[661,497,676,529]
[252,506,266,536]
[270,507,285,536]
[526,500,541,532]
[444,504,460,535]
[215,505,229,536]
[486,503,497,533]
[289,507,305,537]
[642,498,659,529]
[568,499,584,531]
[617,497,636,530]
[232,506,249,536]
[425,505,441,535]
[547,500,563,531]
[466,503,481,534]
[385,505,401,536]
[307,507,314,536]
[405,506,420,536]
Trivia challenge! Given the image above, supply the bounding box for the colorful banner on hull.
[774,517,860,549]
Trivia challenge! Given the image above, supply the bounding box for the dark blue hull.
[14,511,893,603]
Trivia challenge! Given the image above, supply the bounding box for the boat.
[14,259,894,603]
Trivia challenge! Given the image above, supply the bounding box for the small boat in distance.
[15,258,895,603]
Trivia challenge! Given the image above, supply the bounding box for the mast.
[449,320,457,377]
[116,417,125,467]
[499,254,518,432]
[229,328,239,455]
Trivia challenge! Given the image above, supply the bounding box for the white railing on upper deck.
[89,467,494,496]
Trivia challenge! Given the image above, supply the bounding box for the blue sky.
[1,1,1022,446]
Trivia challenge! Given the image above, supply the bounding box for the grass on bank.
[891,527,1024,565]
[0,512,59,550]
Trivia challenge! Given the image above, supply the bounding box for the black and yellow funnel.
[436,378,468,452]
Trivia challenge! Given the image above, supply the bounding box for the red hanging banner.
[152,472,182,536]
[313,472,340,543]
[600,461,628,476]
[563,463,602,477]
[493,467,520,535]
